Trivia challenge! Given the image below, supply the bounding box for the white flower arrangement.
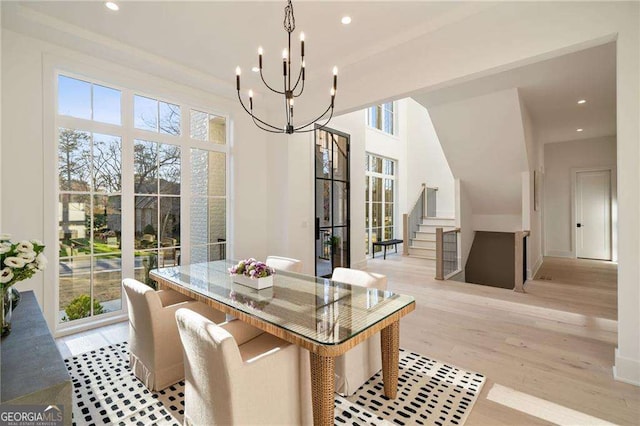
[0,234,47,287]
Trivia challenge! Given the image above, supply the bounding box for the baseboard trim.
[614,348,640,386]
[55,313,128,338]
[545,250,574,258]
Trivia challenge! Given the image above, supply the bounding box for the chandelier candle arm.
[295,104,334,132]
[235,0,338,135]
[236,90,283,132]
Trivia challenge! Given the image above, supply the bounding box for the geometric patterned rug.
[64,342,485,426]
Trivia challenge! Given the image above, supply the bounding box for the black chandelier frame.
[236,0,337,134]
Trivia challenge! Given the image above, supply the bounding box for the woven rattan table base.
[381,321,400,399]
[310,352,335,426]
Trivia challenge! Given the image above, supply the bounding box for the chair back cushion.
[266,256,303,273]
[123,279,162,329]
[123,279,163,369]
[176,309,244,426]
[331,267,387,291]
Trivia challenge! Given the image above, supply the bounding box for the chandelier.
[235,0,337,134]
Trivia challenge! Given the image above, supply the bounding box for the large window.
[365,154,396,256]
[58,128,123,322]
[367,102,396,135]
[56,74,228,327]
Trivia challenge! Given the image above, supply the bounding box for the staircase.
[408,217,456,265]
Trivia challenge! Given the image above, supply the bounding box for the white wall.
[0,5,2,229]
[454,179,474,283]
[1,30,270,323]
[519,99,543,278]
[544,136,617,259]
[406,99,455,218]
[427,89,528,231]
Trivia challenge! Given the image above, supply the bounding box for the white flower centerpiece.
[0,234,47,337]
[228,258,275,290]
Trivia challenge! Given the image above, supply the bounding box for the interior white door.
[576,170,611,260]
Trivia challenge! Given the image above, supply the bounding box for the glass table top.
[151,260,415,346]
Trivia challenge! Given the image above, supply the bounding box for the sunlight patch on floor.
[487,383,616,426]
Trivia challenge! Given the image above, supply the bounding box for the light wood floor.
[368,255,638,426]
[56,256,639,425]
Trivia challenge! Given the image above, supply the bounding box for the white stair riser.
[411,239,436,249]
[414,231,436,241]
[418,224,456,233]
[408,246,436,258]
[422,218,456,227]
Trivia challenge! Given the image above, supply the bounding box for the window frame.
[365,153,397,257]
[366,101,397,136]
[45,61,232,336]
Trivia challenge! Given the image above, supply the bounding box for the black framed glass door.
[314,126,350,277]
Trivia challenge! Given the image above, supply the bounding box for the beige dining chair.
[331,267,388,396]
[122,278,225,391]
[266,255,303,273]
[176,308,311,425]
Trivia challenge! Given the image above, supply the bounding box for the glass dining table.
[150,260,416,426]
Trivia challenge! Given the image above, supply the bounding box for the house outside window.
[56,74,228,328]
[367,102,396,135]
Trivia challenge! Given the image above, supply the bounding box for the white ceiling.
[2,1,477,96]
[2,1,616,143]
[413,42,616,144]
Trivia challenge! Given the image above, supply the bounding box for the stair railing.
[426,187,438,218]
[435,227,461,280]
[403,184,426,255]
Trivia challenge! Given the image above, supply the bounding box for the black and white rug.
[65,342,485,426]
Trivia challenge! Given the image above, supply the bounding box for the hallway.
[366,255,636,425]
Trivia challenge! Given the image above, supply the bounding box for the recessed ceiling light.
[341,16,352,25]
[105,2,119,11]
[251,67,260,73]
[577,99,586,104]
[577,128,584,132]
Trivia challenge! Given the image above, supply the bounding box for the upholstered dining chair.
[266,255,303,273]
[122,278,225,391]
[331,267,388,396]
[176,309,311,426]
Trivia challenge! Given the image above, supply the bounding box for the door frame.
[313,125,351,277]
[571,166,617,261]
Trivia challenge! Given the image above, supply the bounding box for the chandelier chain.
[283,0,295,33]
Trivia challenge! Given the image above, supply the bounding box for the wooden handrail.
[442,228,461,235]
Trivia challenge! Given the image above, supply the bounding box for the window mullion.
[120,88,136,301]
